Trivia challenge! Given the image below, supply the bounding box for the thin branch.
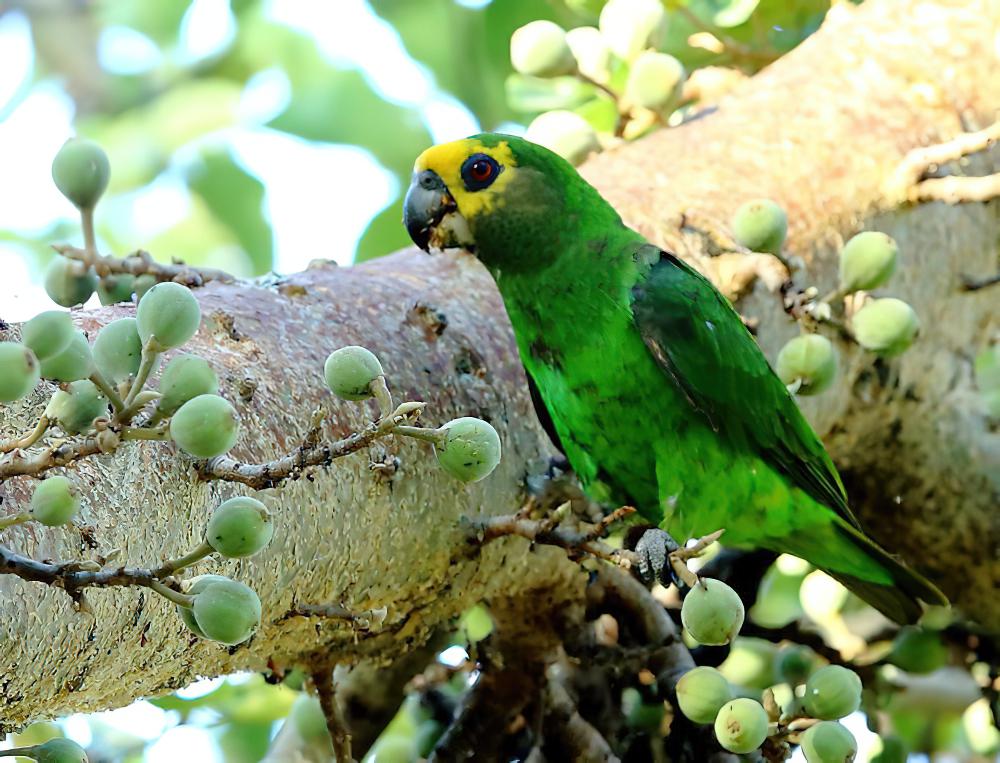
[675,5,781,63]
[463,506,638,567]
[0,436,102,480]
[885,120,1000,202]
[195,402,425,488]
[89,371,125,413]
[961,272,1000,291]
[0,417,49,453]
[312,669,352,763]
[543,678,621,763]
[0,543,183,601]
[54,244,234,288]
[284,603,388,632]
[908,173,1000,204]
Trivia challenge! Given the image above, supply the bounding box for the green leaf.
[268,67,430,176]
[574,95,619,133]
[370,0,575,128]
[713,0,761,27]
[354,196,410,263]
[218,721,274,763]
[96,0,195,45]
[187,148,274,274]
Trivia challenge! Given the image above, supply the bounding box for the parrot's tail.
[824,522,947,625]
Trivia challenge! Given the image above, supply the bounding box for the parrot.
[402,133,945,624]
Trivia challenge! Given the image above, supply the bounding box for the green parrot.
[403,133,945,623]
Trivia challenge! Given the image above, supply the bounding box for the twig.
[675,5,780,63]
[0,417,49,453]
[908,173,1000,204]
[0,436,102,480]
[886,120,1000,203]
[0,544,184,603]
[962,272,1000,291]
[285,603,388,632]
[464,506,638,567]
[89,372,125,413]
[543,678,621,763]
[195,402,425,488]
[585,565,738,763]
[54,244,234,288]
[312,669,353,763]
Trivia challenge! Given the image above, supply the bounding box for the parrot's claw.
[635,528,682,587]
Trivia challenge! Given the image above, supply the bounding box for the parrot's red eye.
[470,160,492,181]
[461,153,502,191]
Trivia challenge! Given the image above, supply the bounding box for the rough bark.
[0,0,997,726]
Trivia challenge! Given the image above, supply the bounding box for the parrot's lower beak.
[403,169,473,253]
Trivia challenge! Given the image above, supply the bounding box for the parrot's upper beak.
[404,169,454,252]
[403,169,474,253]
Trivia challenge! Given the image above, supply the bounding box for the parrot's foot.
[634,528,682,587]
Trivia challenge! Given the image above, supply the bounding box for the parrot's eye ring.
[461,153,501,191]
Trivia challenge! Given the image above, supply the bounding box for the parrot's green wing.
[630,248,859,529]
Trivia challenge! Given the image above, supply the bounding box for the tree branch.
[53,244,234,287]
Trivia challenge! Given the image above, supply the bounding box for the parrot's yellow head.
[404,133,612,273]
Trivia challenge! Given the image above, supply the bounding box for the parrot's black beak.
[404,169,456,252]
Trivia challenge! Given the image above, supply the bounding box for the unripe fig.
[156,354,219,417]
[776,334,837,396]
[625,51,685,111]
[598,0,666,61]
[621,687,664,731]
[324,346,384,401]
[44,257,97,308]
[802,665,861,720]
[190,576,261,645]
[45,380,107,435]
[566,26,611,84]
[176,574,229,638]
[870,735,908,763]
[510,20,576,78]
[290,694,333,746]
[525,110,600,166]
[52,137,110,209]
[887,626,947,674]
[39,330,95,382]
[170,394,239,458]
[22,311,75,361]
[414,720,445,757]
[97,273,136,305]
[731,199,787,255]
[136,282,201,350]
[30,476,80,526]
[675,665,733,724]
[775,644,815,686]
[133,274,157,301]
[799,721,857,763]
[92,318,142,382]
[434,417,502,483]
[29,737,89,763]
[838,231,897,293]
[713,698,768,754]
[681,578,745,646]
[0,342,40,402]
[371,736,416,763]
[206,496,274,558]
[851,298,919,356]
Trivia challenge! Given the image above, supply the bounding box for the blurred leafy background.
[5,1,995,762]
